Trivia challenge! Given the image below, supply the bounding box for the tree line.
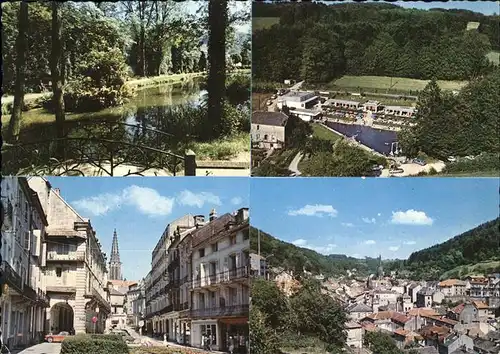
[385,218,500,280]
[399,70,500,159]
[253,2,498,83]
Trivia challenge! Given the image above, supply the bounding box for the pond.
[4,79,210,175]
[324,121,398,155]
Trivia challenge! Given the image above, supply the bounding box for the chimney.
[194,215,205,227]
[237,207,249,223]
[209,209,217,221]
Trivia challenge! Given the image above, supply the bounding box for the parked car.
[447,156,457,162]
[413,158,426,166]
[110,329,135,343]
[45,331,70,343]
[390,168,405,174]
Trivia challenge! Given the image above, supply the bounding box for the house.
[345,321,363,348]
[438,332,474,353]
[408,283,423,304]
[394,329,424,349]
[324,99,361,111]
[398,294,414,312]
[448,302,480,325]
[383,105,416,118]
[361,311,416,332]
[251,111,288,150]
[277,91,318,110]
[439,279,467,297]
[363,100,382,112]
[346,302,373,320]
[472,300,490,319]
[417,288,445,307]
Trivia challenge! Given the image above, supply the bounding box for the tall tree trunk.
[51,1,65,141]
[207,0,228,138]
[6,2,29,143]
[140,23,146,76]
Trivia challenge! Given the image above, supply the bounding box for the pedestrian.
[228,336,234,354]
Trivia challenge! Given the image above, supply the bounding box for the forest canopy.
[253,2,499,83]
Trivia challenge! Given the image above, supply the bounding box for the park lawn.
[252,17,280,32]
[311,123,341,142]
[486,51,499,65]
[329,75,468,92]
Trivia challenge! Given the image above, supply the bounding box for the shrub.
[61,335,129,354]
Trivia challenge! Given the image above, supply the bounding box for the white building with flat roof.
[290,108,322,122]
[277,91,318,110]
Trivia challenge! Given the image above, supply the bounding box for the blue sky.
[319,1,499,15]
[46,177,249,281]
[251,178,499,260]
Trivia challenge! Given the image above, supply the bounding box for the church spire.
[109,229,122,280]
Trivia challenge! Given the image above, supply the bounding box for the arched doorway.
[50,302,74,333]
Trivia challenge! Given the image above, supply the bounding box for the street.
[17,343,61,354]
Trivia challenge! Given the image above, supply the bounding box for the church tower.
[377,254,384,280]
[109,229,122,281]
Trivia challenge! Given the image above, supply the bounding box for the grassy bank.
[311,123,342,142]
[313,75,468,93]
[189,132,250,161]
[126,72,206,89]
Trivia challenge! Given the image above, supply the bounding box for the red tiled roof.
[364,311,411,324]
[423,315,458,326]
[408,308,438,317]
[451,303,465,314]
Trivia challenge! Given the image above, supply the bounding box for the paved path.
[290,81,304,91]
[288,152,303,176]
[17,343,61,354]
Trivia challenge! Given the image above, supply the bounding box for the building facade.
[189,208,250,352]
[28,177,111,335]
[251,112,288,150]
[1,177,50,349]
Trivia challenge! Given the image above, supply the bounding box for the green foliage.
[249,307,281,354]
[364,331,403,354]
[226,74,250,106]
[441,153,500,175]
[399,70,500,159]
[386,218,500,280]
[251,278,288,328]
[301,140,387,177]
[253,2,497,82]
[61,335,129,354]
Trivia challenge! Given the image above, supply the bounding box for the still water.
[325,121,398,155]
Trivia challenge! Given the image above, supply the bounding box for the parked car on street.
[45,331,70,343]
[110,329,135,343]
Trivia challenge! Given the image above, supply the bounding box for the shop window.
[56,267,62,277]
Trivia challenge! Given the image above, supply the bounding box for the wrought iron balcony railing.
[190,305,249,319]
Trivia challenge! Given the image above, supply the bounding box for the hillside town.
[0,177,249,354]
[252,254,500,353]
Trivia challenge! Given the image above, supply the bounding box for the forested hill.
[249,227,380,277]
[253,2,499,83]
[388,218,500,280]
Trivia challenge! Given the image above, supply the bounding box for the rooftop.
[252,111,289,127]
[439,279,466,287]
[280,91,317,102]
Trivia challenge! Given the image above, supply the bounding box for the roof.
[363,311,411,324]
[419,325,451,341]
[109,288,125,296]
[279,91,317,103]
[108,280,137,288]
[384,105,416,111]
[403,347,439,354]
[346,302,372,313]
[345,321,362,329]
[422,315,458,326]
[418,287,435,296]
[407,308,438,317]
[252,111,288,127]
[439,279,466,287]
[472,300,489,309]
[190,212,247,248]
[325,99,361,105]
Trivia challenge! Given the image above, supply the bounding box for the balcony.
[1,261,23,293]
[190,305,249,319]
[84,288,111,313]
[23,284,38,301]
[37,289,50,306]
[192,266,249,289]
[46,252,85,262]
[167,256,180,271]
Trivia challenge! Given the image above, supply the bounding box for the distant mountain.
[387,218,500,280]
[250,227,380,277]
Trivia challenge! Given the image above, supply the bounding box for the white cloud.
[288,204,338,217]
[72,185,174,217]
[177,190,222,208]
[404,240,417,245]
[342,222,354,227]
[391,209,433,225]
[292,239,307,246]
[388,246,400,251]
[230,197,243,205]
[72,193,123,216]
[124,186,174,216]
[291,239,337,254]
[362,217,376,224]
[364,240,376,245]
[377,213,382,217]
